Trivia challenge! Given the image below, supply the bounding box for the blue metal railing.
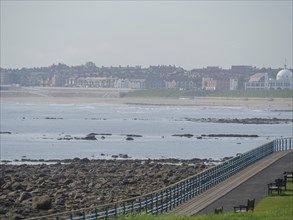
[30,137,293,220]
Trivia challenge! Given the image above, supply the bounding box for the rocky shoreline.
[0,158,225,219]
[183,117,293,124]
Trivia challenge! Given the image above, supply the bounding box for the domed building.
[269,67,293,90]
[245,66,293,90]
[276,69,292,80]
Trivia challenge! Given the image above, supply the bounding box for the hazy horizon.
[1,1,292,70]
[0,62,291,71]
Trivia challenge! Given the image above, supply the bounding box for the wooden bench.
[268,178,284,195]
[214,206,223,214]
[279,177,287,190]
[283,171,293,182]
[234,199,255,212]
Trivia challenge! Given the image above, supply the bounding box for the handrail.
[28,137,293,220]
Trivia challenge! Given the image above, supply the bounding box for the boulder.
[119,154,129,159]
[6,212,24,220]
[80,158,90,163]
[32,195,52,210]
[0,177,5,186]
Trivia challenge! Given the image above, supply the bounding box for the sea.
[0,102,292,162]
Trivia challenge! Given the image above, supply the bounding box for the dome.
[276,69,292,80]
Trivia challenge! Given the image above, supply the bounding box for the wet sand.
[1,87,292,110]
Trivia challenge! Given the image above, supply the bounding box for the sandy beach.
[1,87,292,110]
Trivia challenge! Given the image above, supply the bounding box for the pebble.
[0,158,214,219]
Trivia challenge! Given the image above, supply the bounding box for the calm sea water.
[0,102,292,161]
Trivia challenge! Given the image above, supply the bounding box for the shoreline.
[1,95,292,111]
[0,158,215,219]
[1,87,292,110]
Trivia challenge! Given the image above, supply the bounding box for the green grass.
[125,89,188,98]
[209,90,293,98]
[125,89,293,98]
[119,182,293,220]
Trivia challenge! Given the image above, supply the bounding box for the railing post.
[150,194,153,214]
[188,179,192,199]
[165,189,169,212]
[123,202,126,215]
[145,197,148,213]
[114,205,117,219]
[183,182,186,203]
[105,207,108,220]
[155,193,158,214]
[139,198,142,213]
[180,183,183,204]
[95,208,98,220]
[160,191,164,214]
[168,188,172,211]
[82,211,85,220]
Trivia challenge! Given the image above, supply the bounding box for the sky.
[0,1,292,70]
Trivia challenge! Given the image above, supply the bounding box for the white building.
[230,79,238,90]
[245,67,293,90]
[245,73,269,90]
[114,79,130,88]
[268,68,293,90]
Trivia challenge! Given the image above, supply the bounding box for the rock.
[0,131,12,134]
[88,182,95,188]
[119,154,129,159]
[0,158,208,219]
[126,137,134,141]
[12,182,23,190]
[18,192,31,202]
[80,158,90,163]
[172,134,194,138]
[6,212,24,220]
[127,134,142,137]
[32,195,52,210]
[0,177,5,187]
[2,181,12,190]
[62,178,73,185]
[83,134,97,140]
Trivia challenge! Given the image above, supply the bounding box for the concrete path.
[166,150,293,216]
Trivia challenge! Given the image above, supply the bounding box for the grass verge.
[208,90,293,98]
[125,89,293,98]
[119,182,293,220]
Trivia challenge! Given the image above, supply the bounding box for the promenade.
[167,151,293,216]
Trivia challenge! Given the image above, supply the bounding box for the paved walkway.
[166,150,293,216]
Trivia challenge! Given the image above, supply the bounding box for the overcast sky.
[1,1,292,70]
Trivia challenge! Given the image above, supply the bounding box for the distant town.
[0,62,292,91]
